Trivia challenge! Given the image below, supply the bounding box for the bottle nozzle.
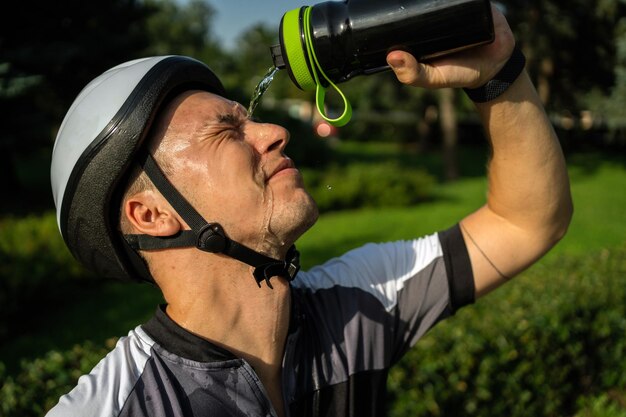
[270,44,286,69]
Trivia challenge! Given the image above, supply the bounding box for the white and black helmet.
[51,55,300,285]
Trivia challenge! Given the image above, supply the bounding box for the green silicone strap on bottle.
[303,6,352,127]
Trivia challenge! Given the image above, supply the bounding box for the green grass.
[299,154,626,267]
[327,140,490,180]
[298,176,488,269]
[1,147,625,374]
[554,154,626,255]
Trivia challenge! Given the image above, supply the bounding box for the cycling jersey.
[46,224,474,417]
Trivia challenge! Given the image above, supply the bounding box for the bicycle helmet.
[51,55,300,285]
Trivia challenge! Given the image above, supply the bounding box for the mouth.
[267,158,298,182]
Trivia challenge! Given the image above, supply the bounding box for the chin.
[282,193,319,243]
[298,201,320,235]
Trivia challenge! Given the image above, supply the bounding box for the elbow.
[546,194,574,248]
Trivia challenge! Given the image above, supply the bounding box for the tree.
[222,23,310,109]
[503,0,622,112]
[582,2,626,140]
[0,0,156,204]
[143,0,226,67]
[0,0,232,210]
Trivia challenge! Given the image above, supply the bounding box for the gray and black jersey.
[46,224,474,417]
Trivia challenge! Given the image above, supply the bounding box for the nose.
[246,121,290,155]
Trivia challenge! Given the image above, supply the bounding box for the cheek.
[175,144,267,225]
[205,166,267,220]
[216,158,265,200]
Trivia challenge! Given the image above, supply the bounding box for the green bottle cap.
[280,7,316,91]
[280,6,353,127]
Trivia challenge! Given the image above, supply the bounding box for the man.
[47,5,572,417]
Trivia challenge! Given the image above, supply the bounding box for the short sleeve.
[292,228,474,371]
[438,223,475,313]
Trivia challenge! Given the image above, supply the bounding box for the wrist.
[464,46,526,103]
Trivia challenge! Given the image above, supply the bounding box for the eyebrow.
[217,113,240,125]
[193,104,255,139]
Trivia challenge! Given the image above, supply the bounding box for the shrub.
[0,339,116,417]
[302,162,436,212]
[575,391,626,417]
[0,213,92,340]
[387,245,626,417]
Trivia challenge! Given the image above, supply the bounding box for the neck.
[164,265,291,359]
[155,253,291,415]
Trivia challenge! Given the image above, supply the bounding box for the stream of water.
[248,66,279,117]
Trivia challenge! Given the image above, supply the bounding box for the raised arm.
[387,5,573,298]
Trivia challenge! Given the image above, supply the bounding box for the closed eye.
[194,104,249,142]
[214,113,246,139]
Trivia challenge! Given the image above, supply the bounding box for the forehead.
[171,90,245,120]
[156,90,246,142]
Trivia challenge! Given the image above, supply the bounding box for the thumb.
[387,50,428,87]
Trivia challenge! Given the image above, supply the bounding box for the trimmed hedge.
[388,245,626,417]
[0,246,625,416]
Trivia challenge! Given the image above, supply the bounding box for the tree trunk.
[438,88,459,181]
[537,56,554,106]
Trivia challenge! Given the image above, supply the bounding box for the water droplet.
[326,185,333,190]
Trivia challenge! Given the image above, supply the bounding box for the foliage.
[0,339,115,417]
[503,0,625,113]
[143,0,216,57]
[223,24,283,103]
[4,0,625,211]
[0,0,157,195]
[0,0,155,112]
[302,163,436,213]
[141,0,233,81]
[0,213,90,341]
[387,245,626,417]
[0,0,224,203]
[575,391,626,417]
[0,246,624,416]
[583,14,626,140]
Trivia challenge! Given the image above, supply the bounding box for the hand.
[386,4,516,89]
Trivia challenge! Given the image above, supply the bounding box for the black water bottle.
[270,0,494,90]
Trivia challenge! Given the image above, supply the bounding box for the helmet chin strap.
[123,152,300,288]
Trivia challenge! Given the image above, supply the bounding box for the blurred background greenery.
[1,0,625,416]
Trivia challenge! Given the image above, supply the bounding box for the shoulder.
[293,233,443,307]
[295,232,442,287]
[45,326,155,417]
[293,225,474,313]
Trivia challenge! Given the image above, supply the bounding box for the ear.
[124,190,183,236]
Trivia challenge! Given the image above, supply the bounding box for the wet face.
[156,90,319,256]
